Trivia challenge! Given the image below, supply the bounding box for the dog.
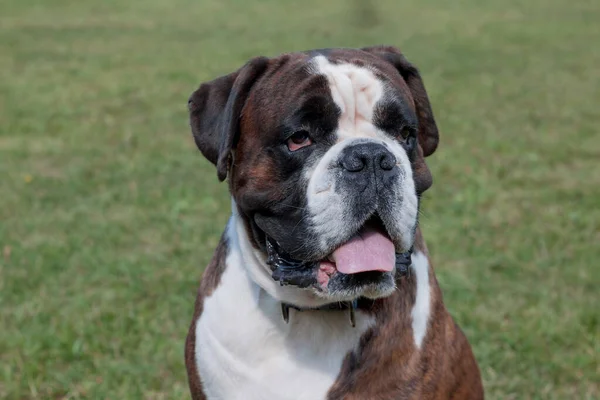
[184,46,484,399]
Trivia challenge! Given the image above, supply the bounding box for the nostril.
[341,155,366,172]
[379,152,396,171]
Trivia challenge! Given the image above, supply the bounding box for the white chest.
[194,257,374,400]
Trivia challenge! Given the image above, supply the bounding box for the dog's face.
[189,47,438,302]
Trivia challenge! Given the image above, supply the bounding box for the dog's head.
[189,47,438,302]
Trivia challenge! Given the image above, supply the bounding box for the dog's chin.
[311,268,397,301]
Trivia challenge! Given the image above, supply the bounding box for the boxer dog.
[185,46,484,399]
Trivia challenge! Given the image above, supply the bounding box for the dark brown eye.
[287,130,312,151]
[400,127,412,139]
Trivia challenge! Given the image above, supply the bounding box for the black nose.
[340,142,396,173]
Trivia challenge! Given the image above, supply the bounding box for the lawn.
[1,0,599,398]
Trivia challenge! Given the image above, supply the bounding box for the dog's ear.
[188,57,270,181]
[362,46,439,158]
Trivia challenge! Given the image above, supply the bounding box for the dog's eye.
[400,127,412,139]
[287,130,313,151]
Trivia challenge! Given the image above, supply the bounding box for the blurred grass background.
[1,0,599,398]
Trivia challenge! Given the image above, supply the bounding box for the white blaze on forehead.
[312,55,384,140]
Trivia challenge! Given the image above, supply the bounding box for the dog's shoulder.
[185,233,229,400]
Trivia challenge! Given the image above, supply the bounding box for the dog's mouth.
[316,216,395,285]
[331,217,396,272]
[266,215,412,292]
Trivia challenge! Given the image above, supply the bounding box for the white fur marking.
[410,251,431,349]
[313,56,383,141]
[195,215,375,400]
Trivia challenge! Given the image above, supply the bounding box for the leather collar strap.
[281,300,359,327]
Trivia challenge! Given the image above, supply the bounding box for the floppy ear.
[361,46,439,157]
[188,57,269,181]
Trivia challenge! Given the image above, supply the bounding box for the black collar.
[280,248,413,327]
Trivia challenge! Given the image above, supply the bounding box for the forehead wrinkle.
[312,55,384,142]
[330,68,355,125]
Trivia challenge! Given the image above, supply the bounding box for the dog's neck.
[230,211,336,308]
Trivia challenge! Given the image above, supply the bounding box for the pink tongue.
[332,226,395,274]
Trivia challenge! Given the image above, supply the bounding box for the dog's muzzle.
[266,236,413,326]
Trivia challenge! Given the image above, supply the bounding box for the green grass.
[1,0,599,398]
